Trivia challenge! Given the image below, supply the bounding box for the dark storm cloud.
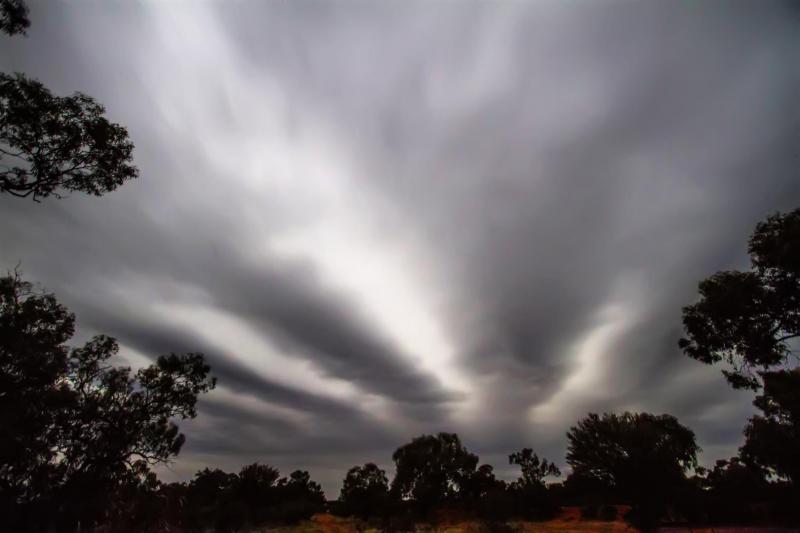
[2,0,799,493]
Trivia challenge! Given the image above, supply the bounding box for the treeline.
[67,425,796,533]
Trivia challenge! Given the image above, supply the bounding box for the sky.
[1,0,799,495]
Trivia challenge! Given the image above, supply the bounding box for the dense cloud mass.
[1,0,799,494]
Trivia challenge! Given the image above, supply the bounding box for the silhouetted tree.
[0,73,138,201]
[461,464,502,503]
[681,208,800,489]
[0,0,29,35]
[509,448,560,488]
[1,2,137,201]
[0,273,73,522]
[181,465,325,530]
[680,208,800,391]
[694,457,770,523]
[183,469,239,531]
[272,470,325,523]
[339,463,390,519]
[391,432,478,513]
[566,412,699,532]
[506,448,561,520]
[561,469,614,508]
[234,462,281,525]
[741,368,800,484]
[0,273,215,531]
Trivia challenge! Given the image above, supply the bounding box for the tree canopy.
[0,0,29,36]
[679,208,800,390]
[741,368,800,483]
[339,463,390,518]
[566,412,699,531]
[566,412,698,491]
[391,432,479,510]
[509,448,560,488]
[0,73,138,201]
[0,273,215,530]
[681,208,800,485]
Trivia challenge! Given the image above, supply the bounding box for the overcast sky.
[2,0,799,495]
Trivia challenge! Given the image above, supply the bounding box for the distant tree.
[235,462,281,524]
[509,448,560,488]
[0,0,29,35]
[182,465,325,529]
[0,273,215,530]
[741,368,800,484]
[273,470,325,523]
[339,463,390,519]
[566,412,699,532]
[184,468,239,531]
[679,208,800,391]
[507,449,561,520]
[461,463,503,503]
[0,73,138,201]
[705,456,768,496]
[677,456,772,525]
[391,433,479,512]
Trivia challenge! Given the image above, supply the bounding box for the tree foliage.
[509,448,560,488]
[0,0,29,36]
[741,368,800,483]
[0,73,138,200]
[339,463,389,518]
[391,432,479,510]
[566,412,698,491]
[680,208,800,390]
[566,412,699,531]
[0,273,215,530]
[681,208,800,486]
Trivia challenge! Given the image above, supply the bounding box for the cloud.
[2,0,799,493]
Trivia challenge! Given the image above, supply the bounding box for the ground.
[264,511,632,533]
[263,510,796,533]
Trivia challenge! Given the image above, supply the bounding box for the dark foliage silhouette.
[566,412,699,531]
[509,448,560,488]
[505,448,561,520]
[684,457,772,524]
[0,273,215,531]
[461,463,503,504]
[178,464,324,531]
[391,432,479,513]
[234,463,281,525]
[1,1,137,201]
[741,368,800,484]
[0,0,28,35]
[339,462,390,519]
[681,208,800,489]
[0,73,138,200]
[183,468,239,531]
[274,470,326,522]
[680,208,800,391]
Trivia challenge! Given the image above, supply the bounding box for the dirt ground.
[264,512,796,533]
[263,512,632,533]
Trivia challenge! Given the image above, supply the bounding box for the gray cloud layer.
[2,0,799,493]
